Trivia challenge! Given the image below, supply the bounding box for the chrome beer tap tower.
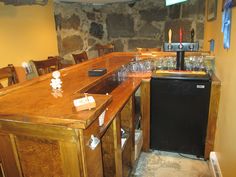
[163,28,199,70]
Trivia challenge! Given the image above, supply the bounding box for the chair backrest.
[0,64,19,89]
[72,51,88,64]
[32,58,59,76]
[96,44,114,56]
[136,48,162,52]
[47,56,63,60]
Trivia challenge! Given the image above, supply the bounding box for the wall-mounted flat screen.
[166,0,187,6]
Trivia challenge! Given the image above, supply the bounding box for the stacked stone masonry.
[53,0,205,61]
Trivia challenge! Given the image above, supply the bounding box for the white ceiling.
[56,0,135,5]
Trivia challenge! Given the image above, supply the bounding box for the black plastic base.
[176,51,185,70]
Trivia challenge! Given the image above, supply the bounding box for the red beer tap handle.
[179,28,183,44]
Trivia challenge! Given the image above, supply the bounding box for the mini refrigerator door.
[150,72,211,157]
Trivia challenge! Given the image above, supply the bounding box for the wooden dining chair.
[72,51,88,64]
[96,44,114,56]
[32,58,59,76]
[136,47,162,52]
[47,56,63,61]
[0,64,19,89]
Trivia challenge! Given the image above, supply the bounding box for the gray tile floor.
[131,151,212,177]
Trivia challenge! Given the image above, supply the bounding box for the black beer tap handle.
[191,29,195,43]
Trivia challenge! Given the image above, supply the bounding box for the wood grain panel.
[122,137,132,177]
[15,135,64,177]
[84,142,103,177]
[59,141,82,177]
[140,79,151,151]
[120,96,135,176]
[101,120,116,177]
[0,133,21,177]
[0,120,78,142]
[79,118,103,177]
[102,114,123,177]
[204,74,221,159]
[121,96,133,130]
[113,114,122,177]
[0,162,5,177]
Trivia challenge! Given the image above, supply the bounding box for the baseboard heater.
[209,152,223,177]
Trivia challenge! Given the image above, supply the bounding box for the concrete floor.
[131,151,212,177]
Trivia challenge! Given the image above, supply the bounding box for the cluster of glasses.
[185,56,205,71]
[127,60,154,72]
[117,65,128,81]
[117,60,154,80]
[185,56,214,74]
[154,57,176,70]
[117,56,214,80]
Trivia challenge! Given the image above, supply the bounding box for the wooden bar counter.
[0,52,142,177]
[0,52,220,177]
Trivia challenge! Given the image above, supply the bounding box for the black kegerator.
[150,72,211,157]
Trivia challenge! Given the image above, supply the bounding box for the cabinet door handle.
[87,135,100,150]
[0,163,6,177]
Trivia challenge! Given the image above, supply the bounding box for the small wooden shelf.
[101,95,135,177]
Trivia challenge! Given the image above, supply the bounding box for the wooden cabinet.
[0,118,104,177]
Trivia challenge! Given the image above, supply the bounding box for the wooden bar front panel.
[205,74,221,159]
[81,118,103,177]
[101,116,119,177]
[140,79,150,152]
[0,121,83,177]
[15,135,64,177]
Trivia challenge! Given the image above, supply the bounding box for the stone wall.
[54,0,205,61]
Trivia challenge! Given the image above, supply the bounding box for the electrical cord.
[152,150,205,161]
[178,153,205,161]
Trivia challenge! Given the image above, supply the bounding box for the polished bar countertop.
[0,52,142,129]
[0,51,214,130]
